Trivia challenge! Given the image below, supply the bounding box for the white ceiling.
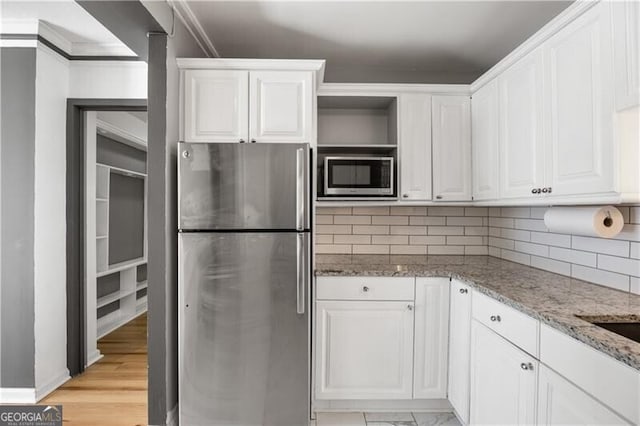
[0,0,135,56]
[185,0,572,83]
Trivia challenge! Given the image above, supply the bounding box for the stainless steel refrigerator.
[178,142,311,426]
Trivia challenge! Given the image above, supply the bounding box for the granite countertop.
[315,254,640,372]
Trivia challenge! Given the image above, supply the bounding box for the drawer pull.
[362,286,369,292]
[407,304,413,311]
[459,288,468,294]
[520,362,534,371]
[490,315,502,322]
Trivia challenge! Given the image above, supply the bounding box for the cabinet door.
[537,365,628,425]
[399,93,432,201]
[413,278,449,399]
[315,300,414,400]
[470,321,537,425]
[432,95,472,201]
[448,279,472,424]
[544,2,615,196]
[472,80,500,200]
[249,71,313,143]
[499,49,545,198]
[183,70,249,143]
[612,0,640,111]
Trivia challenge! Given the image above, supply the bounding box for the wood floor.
[42,313,148,425]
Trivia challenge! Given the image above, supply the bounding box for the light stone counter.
[316,254,640,371]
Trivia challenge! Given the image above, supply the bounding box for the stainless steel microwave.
[324,156,394,196]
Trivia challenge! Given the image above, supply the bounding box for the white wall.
[31,43,148,401]
[34,44,70,398]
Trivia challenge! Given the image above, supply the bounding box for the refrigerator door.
[178,142,310,231]
[179,232,310,426]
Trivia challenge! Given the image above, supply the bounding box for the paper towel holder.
[603,211,613,228]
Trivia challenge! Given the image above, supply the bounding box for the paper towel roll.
[543,206,624,238]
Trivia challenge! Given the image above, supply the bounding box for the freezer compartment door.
[179,232,310,426]
[178,142,310,230]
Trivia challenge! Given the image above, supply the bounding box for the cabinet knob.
[531,188,540,194]
[490,315,501,322]
[239,139,246,143]
[542,187,549,193]
[402,194,409,198]
[251,139,257,143]
[362,286,369,292]
[520,362,534,371]
[407,304,413,311]
[459,288,468,294]
[548,187,552,193]
[436,195,443,200]
[181,150,190,159]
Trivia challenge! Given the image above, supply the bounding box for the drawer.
[316,276,415,301]
[472,291,539,357]
[540,324,640,425]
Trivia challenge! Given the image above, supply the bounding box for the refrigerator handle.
[295,148,305,231]
[296,233,305,315]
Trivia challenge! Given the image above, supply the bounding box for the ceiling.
[185,0,573,84]
[0,0,135,56]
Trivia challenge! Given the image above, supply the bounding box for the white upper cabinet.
[469,321,538,425]
[544,2,615,196]
[611,0,640,111]
[249,71,313,143]
[498,49,546,199]
[448,280,472,424]
[471,79,500,200]
[413,278,449,399]
[399,93,432,201]
[315,300,415,400]
[183,70,249,143]
[432,95,472,201]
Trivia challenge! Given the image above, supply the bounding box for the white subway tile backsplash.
[530,256,571,276]
[514,241,549,257]
[548,247,597,267]
[352,206,389,215]
[428,245,464,255]
[390,225,427,235]
[500,207,531,218]
[333,235,371,245]
[572,236,630,257]
[428,226,465,236]
[315,204,640,295]
[372,235,409,245]
[371,215,409,225]
[334,215,371,225]
[353,225,389,235]
[501,249,531,265]
[597,254,640,277]
[447,216,484,226]
[352,244,390,254]
[409,216,446,226]
[428,207,465,216]
[571,265,630,292]
[530,232,571,248]
[409,235,447,245]
[500,228,531,242]
[390,206,427,216]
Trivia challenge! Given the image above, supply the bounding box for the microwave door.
[324,156,394,196]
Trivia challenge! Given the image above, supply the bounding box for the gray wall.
[97,134,146,174]
[0,48,36,387]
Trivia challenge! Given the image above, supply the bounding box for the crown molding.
[318,82,470,96]
[168,0,219,58]
[38,21,73,54]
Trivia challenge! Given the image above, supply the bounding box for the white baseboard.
[36,369,71,401]
[0,387,37,404]
[85,349,103,368]
[166,403,178,426]
[313,398,452,412]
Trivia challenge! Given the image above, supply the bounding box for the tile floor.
[316,412,461,426]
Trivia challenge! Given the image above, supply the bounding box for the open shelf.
[97,288,136,309]
[97,257,147,278]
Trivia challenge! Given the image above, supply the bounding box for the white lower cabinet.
[469,320,538,425]
[447,280,472,423]
[537,365,628,425]
[413,278,450,399]
[315,300,414,399]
